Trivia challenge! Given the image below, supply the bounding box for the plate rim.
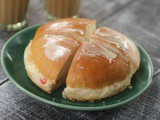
[1,24,154,111]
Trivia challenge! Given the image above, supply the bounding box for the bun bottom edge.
[62,78,131,102]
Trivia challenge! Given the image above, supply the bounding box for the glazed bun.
[24,18,140,101]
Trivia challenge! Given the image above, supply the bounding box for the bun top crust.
[31,34,81,83]
[90,27,140,73]
[34,18,96,41]
[66,42,131,89]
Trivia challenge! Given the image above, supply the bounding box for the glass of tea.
[0,0,29,31]
[45,0,81,20]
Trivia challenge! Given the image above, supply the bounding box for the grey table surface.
[0,0,160,120]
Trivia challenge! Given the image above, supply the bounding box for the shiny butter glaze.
[49,21,86,35]
[43,34,80,61]
[44,42,71,61]
[78,42,117,63]
[35,18,96,38]
[74,42,117,72]
[94,27,129,51]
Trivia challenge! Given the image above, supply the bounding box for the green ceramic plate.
[1,24,153,111]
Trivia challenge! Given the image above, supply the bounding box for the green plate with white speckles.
[1,24,154,111]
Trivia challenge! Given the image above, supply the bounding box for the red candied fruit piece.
[40,78,48,84]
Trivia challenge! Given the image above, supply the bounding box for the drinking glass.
[45,0,81,20]
[0,0,29,31]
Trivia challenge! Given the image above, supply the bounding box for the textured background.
[0,0,160,119]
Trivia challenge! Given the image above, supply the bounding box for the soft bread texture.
[63,77,130,101]
[24,18,140,101]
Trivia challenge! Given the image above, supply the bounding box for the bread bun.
[24,18,140,101]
